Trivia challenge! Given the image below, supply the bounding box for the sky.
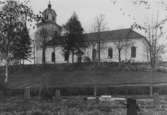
[28,0,167,32]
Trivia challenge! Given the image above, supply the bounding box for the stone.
[55,89,61,97]
[24,87,31,99]
[153,93,161,109]
[127,98,137,115]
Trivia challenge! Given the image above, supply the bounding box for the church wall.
[45,47,66,64]
[35,47,66,64]
[45,47,54,64]
[35,48,42,64]
[82,38,150,63]
[35,38,150,64]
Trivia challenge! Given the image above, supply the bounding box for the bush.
[83,56,91,63]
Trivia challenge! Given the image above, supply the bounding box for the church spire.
[48,0,51,9]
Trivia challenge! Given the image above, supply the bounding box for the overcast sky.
[28,0,167,33]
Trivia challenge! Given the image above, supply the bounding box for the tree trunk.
[72,51,74,63]
[94,86,97,97]
[98,40,101,63]
[4,59,9,83]
[42,46,46,64]
[54,47,56,64]
[118,49,121,63]
[23,59,24,65]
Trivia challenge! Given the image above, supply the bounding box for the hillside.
[4,63,167,89]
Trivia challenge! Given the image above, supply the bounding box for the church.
[35,2,150,64]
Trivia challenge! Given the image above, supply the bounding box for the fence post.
[94,86,97,97]
[149,86,153,97]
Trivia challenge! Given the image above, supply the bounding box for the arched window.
[48,13,52,21]
[131,46,136,58]
[51,52,55,62]
[92,49,96,61]
[108,48,113,58]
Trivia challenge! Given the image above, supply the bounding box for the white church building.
[35,3,150,64]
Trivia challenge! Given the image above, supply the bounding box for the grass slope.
[5,63,167,89]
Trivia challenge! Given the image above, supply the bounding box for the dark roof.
[46,36,65,46]
[43,7,57,16]
[37,21,62,30]
[45,28,148,47]
[85,28,146,42]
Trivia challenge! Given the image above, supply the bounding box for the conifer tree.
[64,13,85,63]
[12,25,32,64]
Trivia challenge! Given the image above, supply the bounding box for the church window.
[52,16,55,21]
[92,49,96,61]
[108,48,113,58]
[51,52,55,62]
[131,46,136,58]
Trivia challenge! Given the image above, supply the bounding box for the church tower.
[35,1,62,64]
[42,1,57,23]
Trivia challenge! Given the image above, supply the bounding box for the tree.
[12,24,32,64]
[63,13,85,63]
[0,0,34,83]
[114,29,133,63]
[35,27,49,64]
[92,14,108,63]
[109,0,167,67]
[131,19,165,68]
[115,40,132,63]
[130,0,167,67]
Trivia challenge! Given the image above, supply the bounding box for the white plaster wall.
[55,47,66,63]
[83,39,150,63]
[35,48,42,64]
[35,46,66,64]
[35,38,150,64]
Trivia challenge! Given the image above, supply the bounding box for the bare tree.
[92,14,108,63]
[131,15,166,68]
[109,0,167,67]
[114,39,132,63]
[35,27,49,65]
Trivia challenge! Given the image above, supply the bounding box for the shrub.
[83,56,91,63]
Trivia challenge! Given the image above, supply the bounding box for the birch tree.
[0,0,34,83]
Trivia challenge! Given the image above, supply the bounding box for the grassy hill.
[3,63,167,90]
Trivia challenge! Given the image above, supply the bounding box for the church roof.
[37,21,61,29]
[46,28,149,46]
[43,5,57,17]
[85,28,146,42]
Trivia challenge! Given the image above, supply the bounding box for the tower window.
[51,52,55,62]
[131,46,136,58]
[48,13,52,20]
[108,48,113,58]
